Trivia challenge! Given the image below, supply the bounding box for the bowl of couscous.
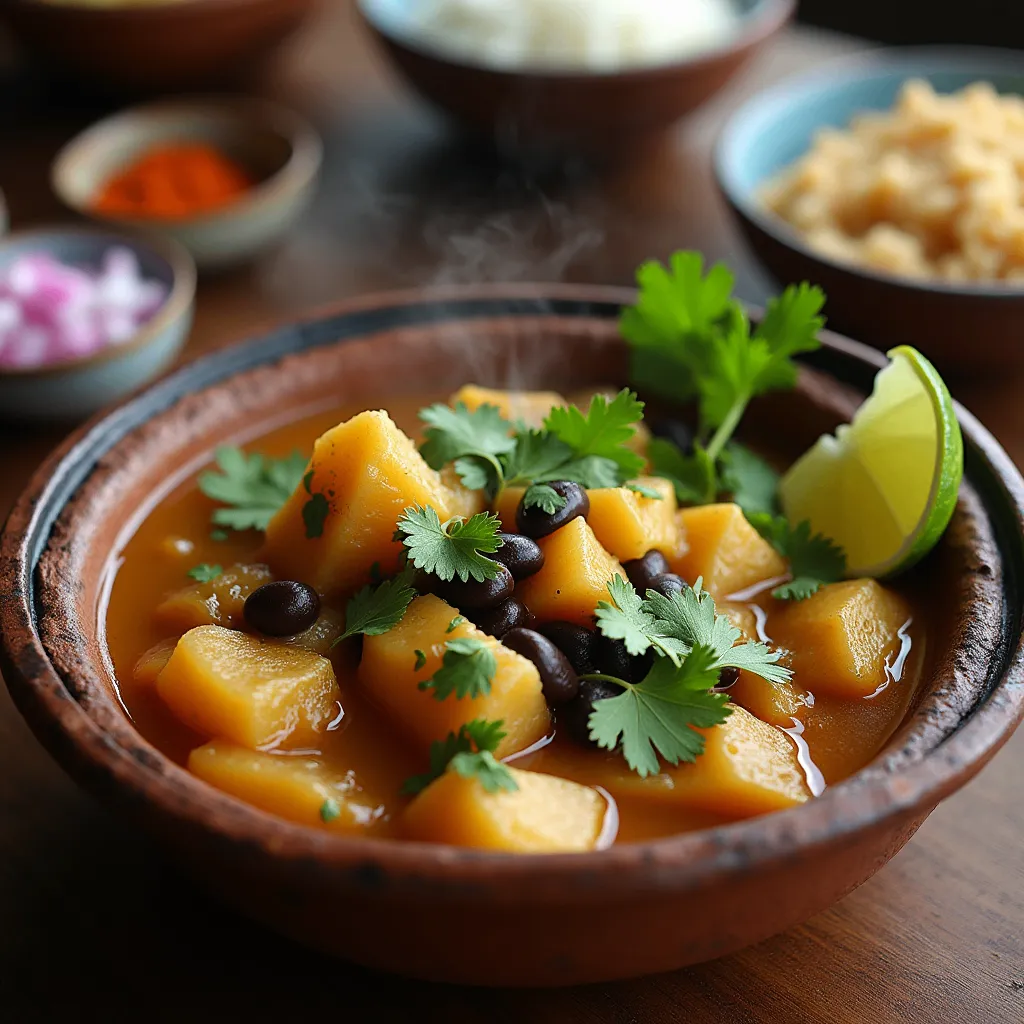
[716,47,1024,374]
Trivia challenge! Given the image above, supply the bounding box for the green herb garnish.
[186,563,222,583]
[417,637,497,701]
[413,649,427,671]
[748,513,847,600]
[319,798,342,823]
[197,446,308,533]
[401,718,515,796]
[334,566,416,644]
[396,505,503,583]
[446,615,465,633]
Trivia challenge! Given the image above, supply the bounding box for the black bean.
[491,532,545,580]
[561,679,623,749]
[244,581,320,637]
[623,549,671,594]
[647,572,686,600]
[502,627,580,707]
[435,564,514,611]
[475,598,532,639]
[594,636,653,684]
[515,481,590,540]
[649,417,695,455]
[715,666,740,691]
[538,621,599,676]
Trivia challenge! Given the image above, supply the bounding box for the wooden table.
[2,6,1022,1020]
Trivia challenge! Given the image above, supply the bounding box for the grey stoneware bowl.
[52,98,323,271]
[0,227,196,422]
[716,47,1024,374]
[0,285,1022,985]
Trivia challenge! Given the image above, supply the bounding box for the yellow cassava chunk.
[729,672,807,726]
[599,706,809,818]
[403,766,607,852]
[189,741,390,834]
[358,595,549,758]
[262,411,476,595]
[515,516,624,628]
[156,625,340,749]
[770,579,912,700]
[586,476,683,563]
[284,606,346,656]
[671,503,786,599]
[450,384,565,429]
[154,563,272,633]
[133,637,178,688]
[493,485,525,532]
[440,464,486,519]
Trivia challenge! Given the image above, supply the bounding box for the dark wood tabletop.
[1,4,1022,1020]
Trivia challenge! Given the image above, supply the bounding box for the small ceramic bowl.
[52,98,323,271]
[0,227,196,422]
[1,0,314,93]
[716,47,1024,375]
[1,285,1022,986]
[359,0,795,156]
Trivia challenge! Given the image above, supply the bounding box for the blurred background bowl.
[358,0,795,157]
[0,227,196,422]
[52,97,323,271]
[0,0,314,93]
[716,47,1024,375]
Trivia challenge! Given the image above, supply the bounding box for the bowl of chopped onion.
[0,227,196,421]
[358,0,795,155]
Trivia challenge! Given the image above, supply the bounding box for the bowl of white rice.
[358,0,794,154]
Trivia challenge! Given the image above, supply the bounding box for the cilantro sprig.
[335,566,417,643]
[418,637,497,701]
[396,505,503,583]
[186,563,222,583]
[197,446,308,533]
[749,513,846,600]
[401,718,516,796]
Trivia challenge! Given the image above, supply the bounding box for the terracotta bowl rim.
[358,0,796,82]
[2,283,1023,893]
[0,224,197,379]
[51,96,324,234]
[715,43,1024,299]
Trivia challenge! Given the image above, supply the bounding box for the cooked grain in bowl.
[762,80,1024,283]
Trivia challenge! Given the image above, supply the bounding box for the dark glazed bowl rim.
[1,284,1023,896]
[358,0,796,81]
[715,44,1024,299]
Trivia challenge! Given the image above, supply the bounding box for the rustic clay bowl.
[358,0,795,156]
[1,286,1023,987]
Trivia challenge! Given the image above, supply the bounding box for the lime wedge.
[779,346,963,578]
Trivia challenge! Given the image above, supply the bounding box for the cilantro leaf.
[418,637,497,701]
[544,389,646,481]
[319,799,341,823]
[449,750,519,793]
[748,514,846,600]
[502,429,574,488]
[338,567,416,642]
[588,644,730,777]
[647,437,717,505]
[720,442,779,517]
[419,402,515,494]
[396,505,502,583]
[414,649,427,671]
[198,447,308,533]
[302,492,330,538]
[186,563,222,583]
[522,483,565,514]
[447,615,465,633]
[750,282,827,393]
[595,575,686,662]
[643,579,792,684]
[627,482,663,499]
[401,718,512,796]
[554,454,622,489]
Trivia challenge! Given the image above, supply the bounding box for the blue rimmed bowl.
[0,227,196,422]
[716,47,1024,374]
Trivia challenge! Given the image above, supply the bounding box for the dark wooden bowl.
[2,0,314,92]
[358,0,795,156]
[1,285,1022,986]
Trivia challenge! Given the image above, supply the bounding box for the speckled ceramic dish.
[359,0,794,155]
[52,98,322,271]
[1,286,1022,985]
[0,227,195,422]
[716,47,1024,374]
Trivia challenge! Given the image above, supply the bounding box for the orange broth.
[104,397,927,845]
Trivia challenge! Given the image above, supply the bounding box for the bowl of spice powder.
[52,98,323,270]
